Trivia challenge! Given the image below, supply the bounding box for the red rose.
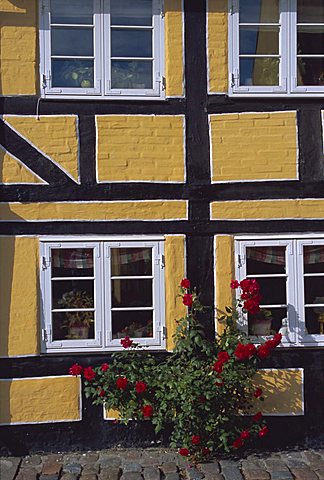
[84,366,96,381]
[121,336,133,348]
[243,298,260,314]
[230,280,240,289]
[212,361,223,373]
[254,388,263,398]
[240,430,250,440]
[142,405,153,417]
[135,381,147,394]
[258,425,269,437]
[191,435,201,446]
[215,378,224,387]
[257,344,271,359]
[183,293,193,307]
[267,333,282,349]
[252,411,263,423]
[101,363,109,372]
[69,363,83,376]
[99,389,105,397]
[116,377,128,390]
[179,448,190,457]
[234,343,255,361]
[202,447,211,456]
[232,438,244,449]
[181,278,191,289]
[218,351,230,363]
[246,343,257,357]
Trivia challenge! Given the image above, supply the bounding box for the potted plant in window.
[58,290,94,339]
[249,308,273,336]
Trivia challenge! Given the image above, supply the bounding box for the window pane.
[111,0,152,26]
[112,310,153,338]
[248,307,286,336]
[305,308,324,335]
[112,279,152,307]
[297,57,324,86]
[51,0,94,24]
[246,246,286,274]
[111,29,152,58]
[240,26,279,55]
[111,248,152,276]
[52,280,94,309]
[239,0,279,24]
[52,312,95,341]
[297,26,324,55]
[240,57,279,86]
[111,60,152,89]
[303,246,324,273]
[52,248,94,277]
[257,277,287,305]
[52,59,94,88]
[304,277,324,305]
[51,27,93,56]
[297,0,324,23]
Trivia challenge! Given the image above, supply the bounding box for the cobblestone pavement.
[0,448,323,480]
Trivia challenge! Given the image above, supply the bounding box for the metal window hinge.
[231,71,239,88]
[161,6,165,17]
[230,3,234,14]
[155,254,165,268]
[42,256,51,270]
[41,328,48,342]
[161,76,166,91]
[158,325,167,340]
[237,254,245,268]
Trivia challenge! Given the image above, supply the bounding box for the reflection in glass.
[111,0,152,26]
[51,27,93,56]
[246,246,286,274]
[240,26,279,55]
[297,27,324,55]
[52,248,94,277]
[240,57,279,86]
[297,0,324,23]
[112,279,152,307]
[239,0,279,24]
[303,246,324,273]
[111,248,152,276]
[111,60,152,89]
[51,0,94,24]
[52,59,94,88]
[256,277,287,305]
[53,311,95,341]
[52,280,94,309]
[112,310,153,338]
[111,30,152,58]
[305,308,324,335]
[297,57,324,86]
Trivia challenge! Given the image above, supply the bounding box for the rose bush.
[70,278,281,461]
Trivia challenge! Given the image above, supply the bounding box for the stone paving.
[0,448,323,480]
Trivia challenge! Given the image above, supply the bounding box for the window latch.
[42,256,51,270]
[231,72,239,88]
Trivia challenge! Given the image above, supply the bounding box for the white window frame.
[229,0,324,96]
[39,0,164,100]
[40,237,166,353]
[235,235,324,347]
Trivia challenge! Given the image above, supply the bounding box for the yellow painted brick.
[208,0,228,93]
[0,150,44,184]
[215,236,235,334]
[165,0,184,97]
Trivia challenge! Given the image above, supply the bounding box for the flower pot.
[250,319,272,336]
[68,326,90,339]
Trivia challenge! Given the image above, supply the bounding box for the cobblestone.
[222,466,244,480]
[0,457,21,480]
[161,462,178,473]
[184,466,204,479]
[289,467,320,480]
[164,474,180,480]
[142,466,160,480]
[198,462,221,475]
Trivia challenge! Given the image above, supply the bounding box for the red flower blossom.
[246,343,257,357]
[266,333,282,350]
[69,363,83,376]
[116,377,128,390]
[240,430,250,440]
[232,438,244,449]
[215,378,224,387]
[257,344,271,359]
[243,298,260,314]
[240,278,260,295]
[254,388,263,398]
[121,336,133,348]
[142,405,153,417]
[234,343,256,361]
[135,381,147,394]
[179,448,190,457]
[101,363,109,372]
[218,351,230,363]
[230,280,240,289]
[258,425,269,437]
[183,293,193,307]
[197,395,207,404]
[191,435,201,446]
[252,411,263,423]
[84,366,96,381]
[181,278,191,289]
[202,447,211,456]
[99,389,105,397]
[212,361,223,373]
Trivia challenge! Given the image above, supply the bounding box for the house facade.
[0,0,323,454]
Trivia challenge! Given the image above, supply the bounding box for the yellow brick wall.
[96,115,185,182]
[0,237,39,357]
[215,235,235,334]
[0,149,44,184]
[207,0,228,93]
[4,116,79,183]
[210,112,298,182]
[165,0,184,97]
[0,376,81,424]
[0,0,37,95]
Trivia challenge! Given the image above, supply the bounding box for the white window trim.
[228,0,324,97]
[235,234,324,347]
[40,237,166,353]
[39,0,165,100]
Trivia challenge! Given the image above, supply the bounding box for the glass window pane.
[111,248,152,276]
[246,246,286,274]
[240,57,279,86]
[305,308,324,335]
[51,27,93,56]
[248,307,286,336]
[240,26,279,55]
[52,280,94,309]
[297,0,324,23]
[112,279,152,307]
[52,59,94,88]
[304,277,324,305]
[52,248,94,277]
[51,0,94,24]
[297,26,324,55]
[256,277,287,305]
[112,310,153,338]
[297,57,324,86]
[239,0,279,24]
[52,312,95,341]
[303,246,324,273]
[111,60,152,89]
[111,29,152,58]
[111,0,152,26]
